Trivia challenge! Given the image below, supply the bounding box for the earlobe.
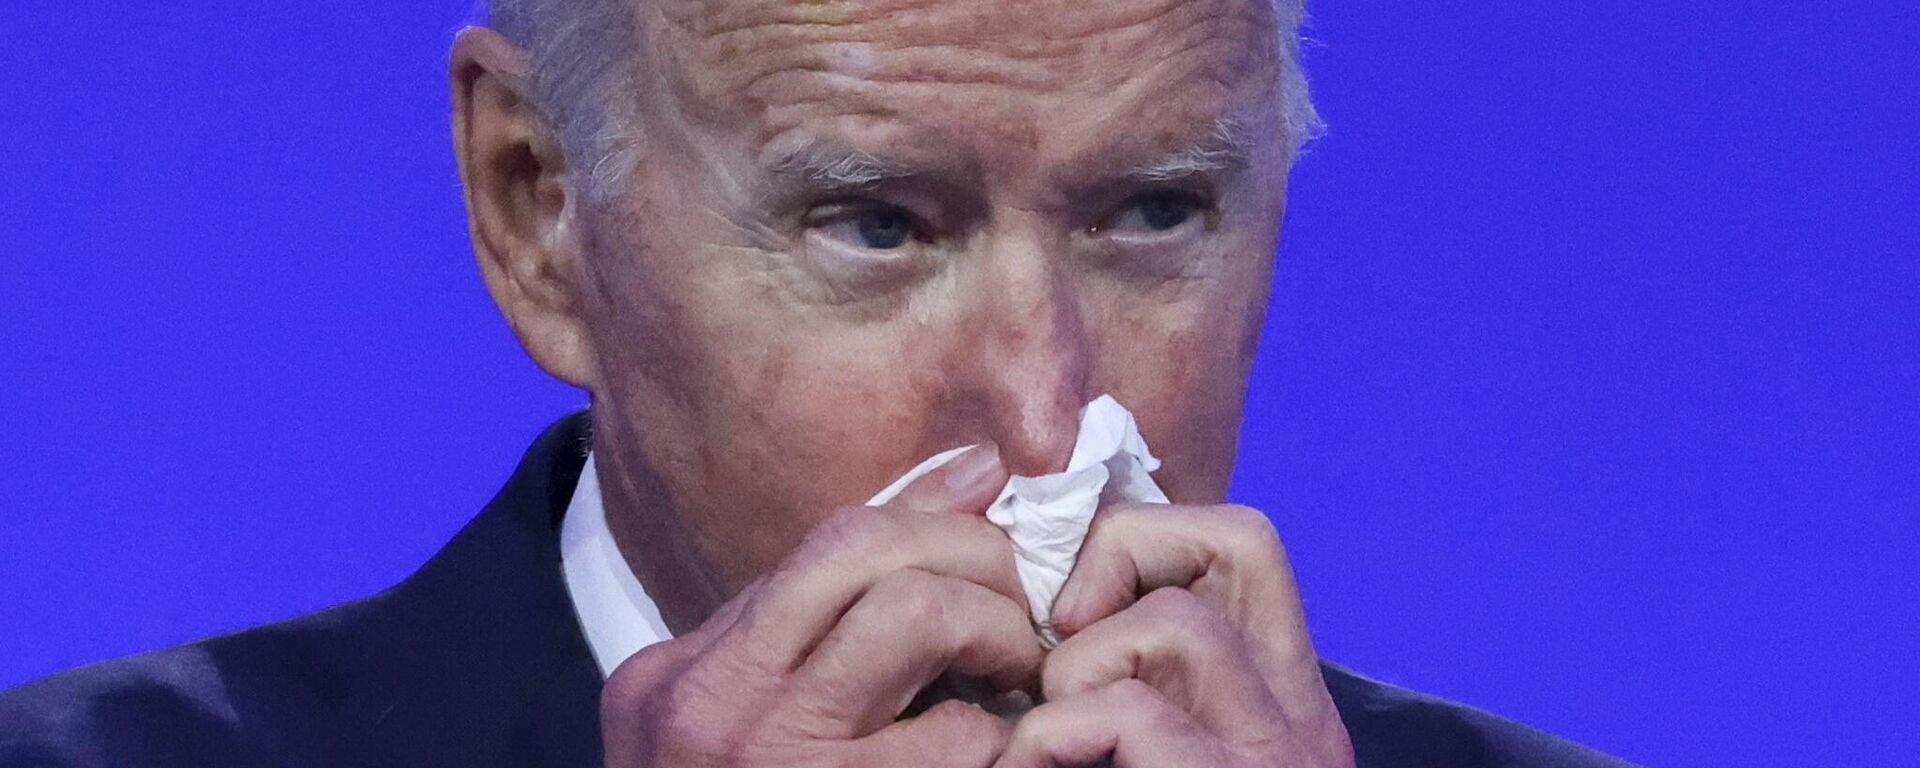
[450,27,600,390]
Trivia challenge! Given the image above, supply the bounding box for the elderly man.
[1,0,1624,766]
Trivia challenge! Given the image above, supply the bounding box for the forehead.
[646,0,1283,180]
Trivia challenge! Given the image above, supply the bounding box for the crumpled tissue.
[867,395,1168,648]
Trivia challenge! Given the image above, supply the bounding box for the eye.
[811,202,922,251]
[1099,189,1211,236]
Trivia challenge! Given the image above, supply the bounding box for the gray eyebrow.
[1124,118,1254,182]
[765,118,1253,195]
[767,143,917,193]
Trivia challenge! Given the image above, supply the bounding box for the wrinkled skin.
[451,0,1350,763]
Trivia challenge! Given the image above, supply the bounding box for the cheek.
[588,160,970,510]
[1088,280,1266,501]
[613,313,951,588]
[688,316,953,503]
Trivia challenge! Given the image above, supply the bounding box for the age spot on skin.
[824,42,878,75]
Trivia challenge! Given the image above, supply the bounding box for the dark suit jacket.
[1,412,1629,767]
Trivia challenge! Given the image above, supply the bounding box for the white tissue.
[866,395,1168,648]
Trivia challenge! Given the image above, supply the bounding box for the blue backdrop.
[2,2,1914,765]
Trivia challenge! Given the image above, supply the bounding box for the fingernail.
[944,442,1002,492]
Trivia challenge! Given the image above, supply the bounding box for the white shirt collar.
[560,452,675,678]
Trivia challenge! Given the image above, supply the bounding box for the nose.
[943,227,1089,476]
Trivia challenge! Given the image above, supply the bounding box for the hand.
[995,503,1354,768]
[601,444,1043,767]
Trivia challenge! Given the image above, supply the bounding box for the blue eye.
[854,206,914,249]
[1109,190,1209,234]
[813,204,918,251]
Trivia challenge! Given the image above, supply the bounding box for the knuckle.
[1136,584,1198,610]
[813,505,879,543]
[1214,503,1286,559]
[601,638,691,717]
[864,570,949,629]
[660,670,722,726]
[1216,503,1278,538]
[626,676,729,759]
[1107,677,1165,711]
[1136,585,1208,622]
[808,506,905,558]
[1132,588,1233,661]
[1040,649,1103,702]
[598,669,649,722]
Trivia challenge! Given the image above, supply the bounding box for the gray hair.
[487,0,1322,203]
[487,0,644,202]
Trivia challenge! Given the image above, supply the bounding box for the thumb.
[884,442,1008,517]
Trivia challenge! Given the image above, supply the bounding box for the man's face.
[578,0,1291,592]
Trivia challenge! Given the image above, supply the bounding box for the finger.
[602,578,763,736]
[683,571,762,645]
[995,679,1223,768]
[711,440,1010,668]
[622,569,762,674]
[857,699,1012,768]
[601,634,696,724]
[601,628,716,766]
[782,568,1042,738]
[883,441,1010,516]
[1043,587,1285,741]
[1050,504,1314,695]
[716,504,1026,675]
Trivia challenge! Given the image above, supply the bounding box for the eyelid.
[801,199,878,227]
[1092,187,1217,235]
[803,196,934,229]
[802,198,936,257]
[796,203,944,302]
[1133,186,1213,206]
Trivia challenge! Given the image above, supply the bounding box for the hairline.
[487,0,1321,203]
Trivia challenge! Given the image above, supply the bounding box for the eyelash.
[1092,188,1216,237]
[804,201,930,251]
[800,187,1219,246]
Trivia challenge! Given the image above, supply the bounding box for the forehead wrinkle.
[664,0,938,38]
[669,0,1264,99]
[644,0,1288,192]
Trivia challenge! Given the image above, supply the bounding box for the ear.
[450,26,599,390]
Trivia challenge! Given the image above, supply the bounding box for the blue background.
[2,2,1914,765]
